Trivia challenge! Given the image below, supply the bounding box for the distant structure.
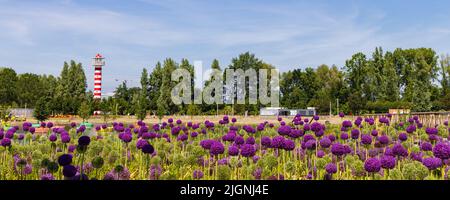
[93,53,105,115]
[260,107,316,116]
[388,108,411,115]
[92,53,105,100]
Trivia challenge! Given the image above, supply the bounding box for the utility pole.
[329,101,332,116]
[336,99,339,115]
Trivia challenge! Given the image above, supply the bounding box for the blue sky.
[1,0,450,94]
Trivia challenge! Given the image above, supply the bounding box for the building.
[260,107,316,116]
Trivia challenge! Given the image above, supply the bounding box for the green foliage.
[0,68,18,105]
[78,101,92,122]
[33,97,51,122]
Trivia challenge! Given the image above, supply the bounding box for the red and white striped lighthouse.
[93,53,105,100]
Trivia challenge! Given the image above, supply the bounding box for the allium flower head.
[283,139,295,151]
[351,129,360,140]
[392,143,408,157]
[63,165,77,178]
[319,137,332,148]
[397,133,408,142]
[240,144,256,157]
[141,143,155,154]
[49,134,57,142]
[210,141,225,155]
[271,136,285,149]
[361,134,372,145]
[331,143,345,156]
[364,158,381,173]
[325,163,337,174]
[78,136,91,146]
[193,170,204,179]
[261,136,272,147]
[58,154,73,166]
[380,155,396,169]
[422,157,442,170]
[433,143,450,160]
[228,145,239,156]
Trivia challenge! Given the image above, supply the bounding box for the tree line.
[1,47,449,121]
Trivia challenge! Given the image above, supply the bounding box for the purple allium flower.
[426,127,438,135]
[210,142,225,155]
[41,173,55,180]
[319,137,332,148]
[378,135,390,145]
[311,122,324,133]
[234,136,245,145]
[422,157,442,170]
[228,145,239,156]
[313,115,319,121]
[331,143,345,156]
[371,130,378,137]
[261,136,272,147]
[433,143,450,160]
[78,136,91,146]
[18,134,24,141]
[283,139,295,151]
[406,125,416,134]
[380,155,396,169]
[63,165,77,178]
[303,134,314,142]
[361,134,372,145]
[392,143,408,157]
[398,133,407,142]
[364,158,381,173]
[410,151,423,162]
[342,120,352,128]
[327,134,336,142]
[252,155,260,163]
[339,112,345,118]
[190,131,198,138]
[240,144,256,157]
[47,122,54,128]
[141,143,154,154]
[317,150,325,158]
[177,134,188,142]
[340,132,349,140]
[61,134,71,143]
[58,154,73,166]
[68,145,76,153]
[325,163,337,174]
[253,168,262,180]
[303,124,310,131]
[193,170,204,179]
[421,142,433,151]
[23,164,32,175]
[429,134,439,142]
[29,127,35,134]
[271,136,285,149]
[305,139,316,150]
[136,139,149,149]
[246,137,256,145]
[49,134,57,142]
[351,129,360,140]
[200,139,214,150]
[232,118,237,123]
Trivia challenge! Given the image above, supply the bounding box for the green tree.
[0,68,18,105]
[34,97,51,122]
[149,62,163,114]
[78,101,92,122]
[15,73,44,107]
